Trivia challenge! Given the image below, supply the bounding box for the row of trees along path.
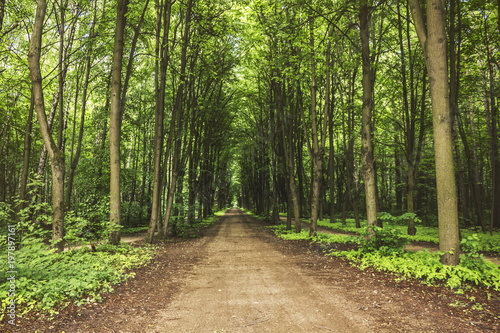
[2,0,500,304]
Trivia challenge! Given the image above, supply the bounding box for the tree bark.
[66,54,90,210]
[409,0,461,265]
[163,0,193,239]
[109,0,128,245]
[18,93,34,213]
[28,0,66,252]
[328,102,336,224]
[146,0,171,243]
[359,3,378,231]
[280,77,301,233]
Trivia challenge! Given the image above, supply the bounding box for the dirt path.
[18,208,499,332]
[149,208,373,332]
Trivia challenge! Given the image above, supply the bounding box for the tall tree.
[109,0,129,245]
[162,0,194,239]
[409,0,461,265]
[146,0,172,244]
[28,0,66,252]
[359,1,378,232]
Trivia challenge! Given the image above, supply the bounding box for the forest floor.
[7,208,500,332]
[280,217,500,265]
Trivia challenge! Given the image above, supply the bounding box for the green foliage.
[175,208,227,238]
[267,225,356,245]
[269,222,500,291]
[0,237,154,316]
[239,208,267,221]
[317,217,500,253]
[358,226,409,255]
[313,232,358,245]
[121,226,149,235]
[378,212,421,225]
[268,225,312,241]
[328,249,500,291]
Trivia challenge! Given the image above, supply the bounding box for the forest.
[1,0,500,329]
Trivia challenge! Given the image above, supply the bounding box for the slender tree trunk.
[66,54,90,210]
[270,79,280,224]
[28,0,66,252]
[449,0,469,226]
[163,0,193,238]
[394,147,403,212]
[34,91,59,191]
[57,1,66,151]
[0,0,4,33]
[304,18,330,237]
[18,93,34,213]
[146,0,171,244]
[328,110,335,224]
[464,104,485,229]
[398,1,417,234]
[359,3,378,231]
[119,0,149,125]
[409,0,461,265]
[279,78,301,232]
[109,0,128,245]
[486,40,500,232]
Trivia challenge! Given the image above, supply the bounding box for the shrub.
[358,226,409,255]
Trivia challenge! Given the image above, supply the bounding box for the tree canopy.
[0,0,499,266]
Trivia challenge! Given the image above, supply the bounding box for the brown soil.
[4,208,500,332]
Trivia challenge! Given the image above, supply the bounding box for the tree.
[27,0,66,252]
[146,0,172,244]
[109,0,129,245]
[359,1,378,232]
[409,0,461,265]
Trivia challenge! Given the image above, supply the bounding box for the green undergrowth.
[175,208,227,238]
[328,249,500,291]
[267,224,356,245]
[269,224,500,292]
[315,212,500,253]
[121,226,149,235]
[239,208,267,221]
[0,238,156,318]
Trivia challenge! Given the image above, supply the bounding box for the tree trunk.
[359,3,378,231]
[162,0,193,238]
[270,78,280,224]
[109,0,128,245]
[56,1,66,152]
[409,0,461,265]
[18,93,34,214]
[279,78,301,232]
[66,53,90,211]
[328,112,335,224]
[28,0,66,252]
[466,105,485,229]
[0,0,4,33]
[146,0,171,244]
[486,36,500,232]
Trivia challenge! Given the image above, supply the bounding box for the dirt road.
[149,208,373,332]
[21,208,497,332]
